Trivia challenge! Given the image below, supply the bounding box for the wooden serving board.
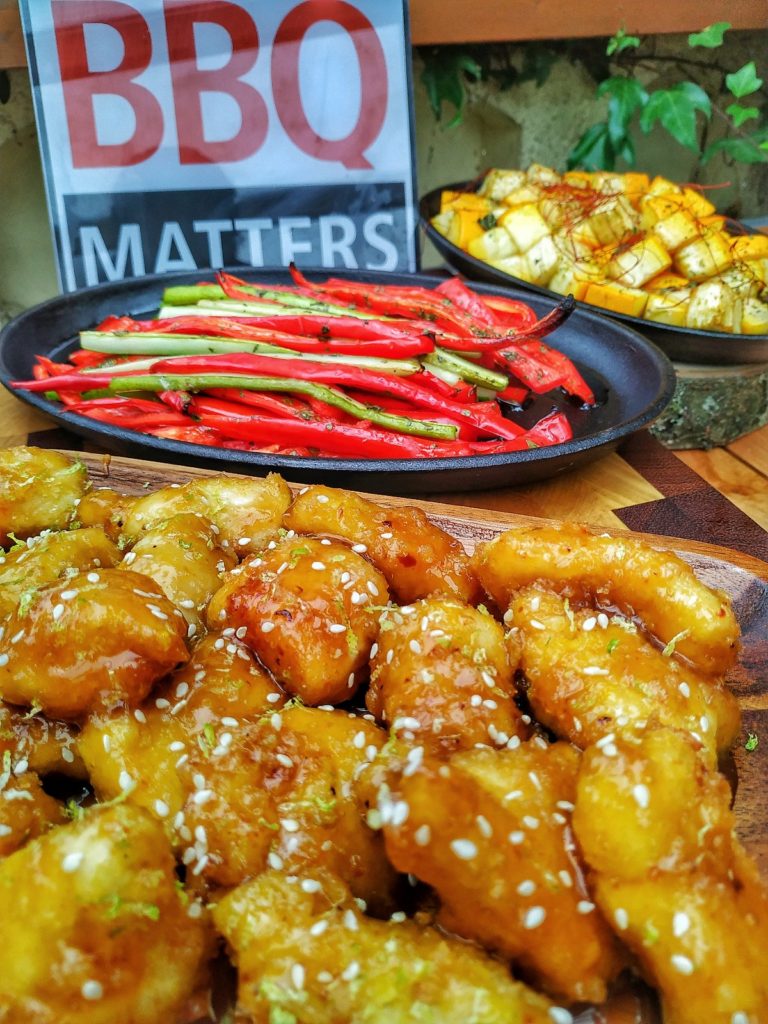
[71,449,768,877]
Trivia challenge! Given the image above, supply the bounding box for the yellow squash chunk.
[682,186,717,218]
[525,234,560,286]
[500,184,544,208]
[584,280,649,317]
[526,162,561,186]
[648,175,682,198]
[639,194,684,232]
[732,234,768,261]
[652,210,700,253]
[479,168,527,201]
[453,209,488,248]
[606,235,672,289]
[431,209,458,242]
[582,194,637,246]
[440,190,492,214]
[646,271,689,291]
[500,203,551,250]
[467,226,517,262]
[621,171,650,206]
[548,259,599,301]
[563,170,593,188]
[686,281,742,332]
[741,297,768,334]
[674,232,733,281]
[645,288,691,327]
[488,254,534,281]
[743,257,768,284]
[713,265,764,300]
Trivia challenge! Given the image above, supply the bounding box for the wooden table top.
[1,385,767,561]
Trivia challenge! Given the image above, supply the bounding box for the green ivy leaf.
[726,103,760,128]
[597,76,648,145]
[639,83,711,151]
[726,61,763,99]
[567,123,615,171]
[702,136,768,164]
[687,21,730,48]
[606,27,640,56]
[420,49,482,127]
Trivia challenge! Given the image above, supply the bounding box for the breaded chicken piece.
[367,598,528,754]
[180,706,397,910]
[75,486,133,541]
[121,473,291,556]
[0,569,188,719]
[0,768,64,857]
[208,537,388,705]
[213,870,557,1024]
[78,632,284,826]
[473,523,739,676]
[574,726,768,1024]
[509,586,740,763]
[0,527,119,620]
[0,701,84,777]
[283,484,481,604]
[0,447,88,546]
[0,804,212,1023]
[378,742,623,1003]
[119,512,236,637]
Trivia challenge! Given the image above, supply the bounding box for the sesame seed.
[523,906,546,929]
[352,544,367,553]
[155,698,170,710]
[390,911,406,922]
[310,919,328,936]
[353,731,366,749]
[282,818,300,833]
[187,622,196,638]
[409,639,422,655]
[414,824,431,846]
[81,980,103,1001]
[316,494,329,503]
[10,630,24,644]
[169,741,185,752]
[549,1010,573,1024]
[558,870,573,888]
[179,598,195,609]
[517,880,536,896]
[597,613,609,628]
[522,815,539,830]
[582,666,609,676]
[51,603,65,622]
[60,589,77,600]
[582,617,597,631]
[291,964,305,990]
[301,879,322,893]
[370,643,379,658]
[343,909,359,931]
[154,799,170,818]
[213,638,225,650]
[577,901,595,914]
[450,838,478,860]
[529,619,545,630]
[235,626,247,639]
[328,623,346,634]
[61,747,75,764]
[700,716,709,733]
[271,713,283,731]
[391,801,409,826]
[596,733,616,749]
[679,682,691,699]
[118,771,134,792]
[732,1015,749,1024]
[0,825,11,837]
[261,621,275,633]
[268,852,284,870]
[385,648,394,664]
[602,743,618,757]
[175,754,189,768]
[62,851,84,873]
[614,908,629,930]
[508,831,525,845]
[193,789,213,806]
[476,815,493,838]
[192,854,209,875]
[0,654,8,667]
[633,784,650,809]
[266,692,281,704]
[341,961,360,981]
[311,561,326,571]
[86,573,100,583]
[221,716,239,727]
[134,709,147,724]
[673,911,690,937]
[671,954,695,975]
[556,800,575,812]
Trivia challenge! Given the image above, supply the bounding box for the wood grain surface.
[72,448,768,876]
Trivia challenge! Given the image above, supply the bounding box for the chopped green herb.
[606,638,620,654]
[643,921,660,945]
[22,700,43,720]
[178,540,192,550]
[662,629,690,657]
[745,732,759,752]
[269,1008,297,1024]
[478,213,497,230]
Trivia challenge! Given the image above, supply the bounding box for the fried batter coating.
[510,587,740,763]
[284,484,481,604]
[367,598,528,754]
[78,632,283,825]
[0,701,84,778]
[0,805,212,1023]
[0,447,87,546]
[0,527,119,620]
[120,512,235,636]
[473,523,740,676]
[213,870,556,1024]
[180,706,396,910]
[0,769,64,857]
[0,569,188,719]
[379,743,623,1003]
[573,727,768,1024]
[208,537,388,705]
[121,473,291,555]
[76,487,134,541]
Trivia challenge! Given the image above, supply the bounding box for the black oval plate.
[421,181,768,366]
[0,269,674,496]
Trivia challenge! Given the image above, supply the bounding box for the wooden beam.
[1,0,766,67]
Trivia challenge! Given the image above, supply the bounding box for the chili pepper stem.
[109,373,459,442]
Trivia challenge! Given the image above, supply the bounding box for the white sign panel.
[20,0,417,291]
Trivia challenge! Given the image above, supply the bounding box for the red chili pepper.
[434,278,498,327]
[33,355,73,378]
[219,270,345,309]
[496,384,529,405]
[146,425,226,445]
[482,294,539,331]
[67,397,193,429]
[486,349,567,394]
[204,388,311,420]
[147,354,525,440]
[511,343,595,405]
[158,390,192,414]
[344,392,481,440]
[525,410,573,445]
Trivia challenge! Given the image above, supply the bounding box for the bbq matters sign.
[20,1,417,291]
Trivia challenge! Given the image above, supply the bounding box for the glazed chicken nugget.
[76,486,135,541]
[180,706,396,910]
[121,472,291,555]
[0,446,87,545]
[367,598,528,754]
[284,484,481,604]
[0,701,84,778]
[208,537,388,705]
[0,768,64,857]
[474,523,740,676]
[379,742,623,1004]
[574,727,768,1024]
[213,870,557,1024]
[0,804,212,1023]
[0,526,120,620]
[0,569,188,719]
[510,587,740,763]
[78,632,284,826]
[120,512,236,636]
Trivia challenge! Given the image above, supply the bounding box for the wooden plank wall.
[1,0,766,68]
